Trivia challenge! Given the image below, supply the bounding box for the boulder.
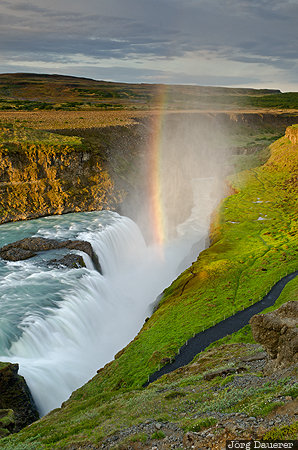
[49,253,86,269]
[0,236,102,273]
[0,362,39,432]
[249,301,298,371]
[203,365,247,381]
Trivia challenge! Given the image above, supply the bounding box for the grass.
[0,110,149,130]
[150,430,165,439]
[1,109,293,229]
[206,274,298,349]
[243,92,298,109]
[182,416,217,432]
[1,73,298,112]
[263,421,298,440]
[86,130,297,392]
[1,344,296,449]
[1,126,297,449]
[0,123,82,146]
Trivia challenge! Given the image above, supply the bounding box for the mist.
[120,112,231,243]
[0,111,233,416]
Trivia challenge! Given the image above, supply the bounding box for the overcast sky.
[0,0,297,91]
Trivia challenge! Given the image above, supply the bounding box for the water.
[0,180,215,415]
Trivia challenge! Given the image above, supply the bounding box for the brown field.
[0,110,152,129]
[0,108,297,131]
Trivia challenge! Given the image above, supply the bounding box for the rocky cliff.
[250,300,298,372]
[285,124,298,144]
[0,120,152,226]
[0,362,39,434]
[0,143,119,224]
[1,112,297,227]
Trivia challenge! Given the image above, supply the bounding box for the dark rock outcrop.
[250,301,298,372]
[0,409,15,437]
[0,237,102,273]
[49,253,86,269]
[203,365,247,381]
[0,362,39,432]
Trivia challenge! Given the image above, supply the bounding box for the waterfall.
[0,177,214,415]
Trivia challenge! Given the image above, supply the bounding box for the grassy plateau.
[0,72,298,111]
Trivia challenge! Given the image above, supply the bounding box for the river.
[0,184,213,415]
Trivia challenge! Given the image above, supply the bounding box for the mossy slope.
[0,127,297,449]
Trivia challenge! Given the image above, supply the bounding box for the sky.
[0,0,297,91]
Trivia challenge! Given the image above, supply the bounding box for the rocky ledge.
[285,125,298,144]
[98,302,297,449]
[0,362,39,435]
[250,300,298,373]
[0,236,102,272]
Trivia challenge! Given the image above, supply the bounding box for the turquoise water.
[0,211,120,354]
[0,201,210,415]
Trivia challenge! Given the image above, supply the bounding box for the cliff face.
[0,113,297,226]
[0,362,39,433]
[0,141,121,224]
[250,301,298,372]
[0,121,150,224]
[285,124,298,144]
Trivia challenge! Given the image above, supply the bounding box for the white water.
[0,178,216,415]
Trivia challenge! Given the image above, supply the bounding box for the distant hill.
[0,72,297,111]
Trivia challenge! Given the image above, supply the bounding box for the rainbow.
[148,85,169,247]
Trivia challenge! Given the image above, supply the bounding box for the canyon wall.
[0,113,297,225]
[0,145,119,224]
[285,124,298,144]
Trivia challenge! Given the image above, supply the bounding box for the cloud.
[0,0,297,89]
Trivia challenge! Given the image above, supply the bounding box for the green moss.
[151,430,165,439]
[206,274,298,349]
[182,416,217,432]
[0,409,15,429]
[0,362,10,370]
[0,125,82,150]
[263,421,298,440]
[129,432,148,443]
[0,429,10,438]
[1,346,296,448]
[164,391,186,400]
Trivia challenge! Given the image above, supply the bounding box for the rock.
[203,366,247,381]
[149,292,164,313]
[285,125,298,144]
[0,247,36,261]
[49,254,86,269]
[249,301,298,371]
[160,357,171,366]
[0,362,39,432]
[183,432,198,448]
[0,236,102,273]
[240,352,267,362]
[0,409,15,435]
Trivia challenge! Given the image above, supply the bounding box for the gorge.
[0,204,212,415]
[0,111,230,416]
[0,101,297,447]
